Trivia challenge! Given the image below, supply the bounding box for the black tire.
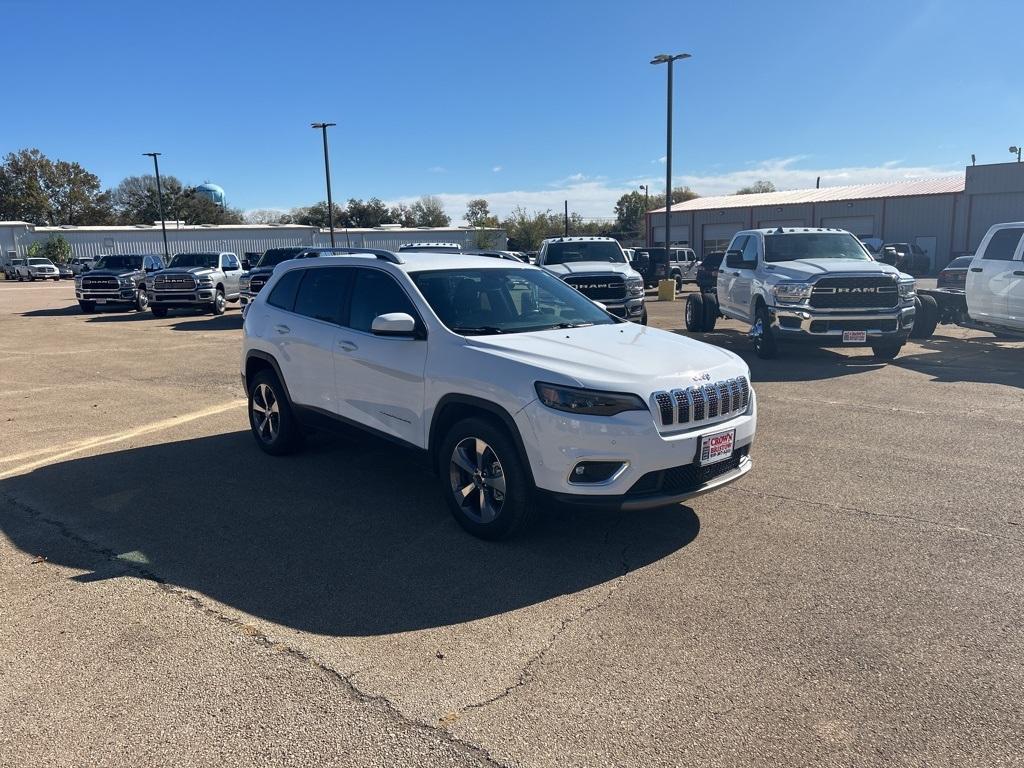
[672,271,683,291]
[871,342,903,361]
[685,292,705,332]
[78,300,95,313]
[910,294,938,339]
[440,417,536,540]
[248,369,302,456]
[752,302,779,359]
[135,288,149,312]
[702,293,719,332]
[211,288,226,315]
[151,305,168,318]
[639,307,648,326]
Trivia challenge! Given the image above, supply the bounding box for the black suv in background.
[239,247,362,307]
[75,254,165,312]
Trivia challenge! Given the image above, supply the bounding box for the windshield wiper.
[554,322,594,329]
[451,325,505,335]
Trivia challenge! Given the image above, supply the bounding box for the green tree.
[289,201,347,228]
[388,203,417,227]
[613,191,647,237]
[0,148,112,225]
[342,197,393,228]
[42,234,72,264]
[409,195,451,227]
[735,180,776,195]
[465,198,498,228]
[111,175,242,225]
[649,186,699,209]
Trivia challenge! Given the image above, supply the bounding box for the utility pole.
[311,122,337,246]
[143,152,169,263]
[564,200,569,236]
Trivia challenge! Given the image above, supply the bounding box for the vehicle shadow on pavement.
[20,305,93,317]
[672,328,890,383]
[1,430,700,636]
[891,333,1024,388]
[167,314,244,331]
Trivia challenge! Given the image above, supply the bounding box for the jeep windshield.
[412,268,617,335]
[169,253,220,269]
[93,255,143,270]
[544,242,626,265]
[764,233,871,263]
[255,248,305,268]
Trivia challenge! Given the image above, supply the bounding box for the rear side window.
[348,269,418,333]
[982,228,1024,261]
[266,269,303,311]
[293,267,352,325]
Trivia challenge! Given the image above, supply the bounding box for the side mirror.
[241,260,251,271]
[880,247,898,266]
[371,312,417,337]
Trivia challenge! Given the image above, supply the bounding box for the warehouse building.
[0,222,506,265]
[646,161,1024,272]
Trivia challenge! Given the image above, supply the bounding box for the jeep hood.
[465,323,748,396]
[766,259,907,281]
[543,262,637,278]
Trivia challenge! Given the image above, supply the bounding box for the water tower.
[196,182,226,207]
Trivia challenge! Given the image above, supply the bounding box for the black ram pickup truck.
[75,254,165,313]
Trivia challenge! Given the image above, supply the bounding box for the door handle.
[274,324,290,335]
[337,340,358,352]
[970,267,983,272]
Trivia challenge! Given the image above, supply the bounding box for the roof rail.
[318,247,403,264]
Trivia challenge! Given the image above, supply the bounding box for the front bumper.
[767,302,915,345]
[148,289,216,307]
[602,296,645,320]
[514,391,757,508]
[77,287,138,304]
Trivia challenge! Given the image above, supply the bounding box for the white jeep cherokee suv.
[240,249,757,539]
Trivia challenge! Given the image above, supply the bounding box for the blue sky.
[2,0,1020,220]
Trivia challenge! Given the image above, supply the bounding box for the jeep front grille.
[809,277,899,309]
[653,377,750,428]
[154,274,197,291]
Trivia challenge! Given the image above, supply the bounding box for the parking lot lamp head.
[650,52,691,259]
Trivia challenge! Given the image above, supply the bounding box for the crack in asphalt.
[725,487,1024,545]
[460,515,633,715]
[1,491,512,768]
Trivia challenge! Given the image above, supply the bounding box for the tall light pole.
[1010,145,1022,163]
[143,152,170,262]
[651,53,691,259]
[311,122,337,246]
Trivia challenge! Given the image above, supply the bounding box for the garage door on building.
[701,223,743,257]
[757,218,806,229]
[651,223,690,246]
[820,216,876,237]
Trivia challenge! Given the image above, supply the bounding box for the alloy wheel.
[252,383,280,443]
[449,437,507,524]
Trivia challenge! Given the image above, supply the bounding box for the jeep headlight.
[626,275,644,297]
[535,382,648,417]
[898,279,915,299]
[772,282,813,303]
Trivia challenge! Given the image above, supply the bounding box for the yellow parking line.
[0,399,246,480]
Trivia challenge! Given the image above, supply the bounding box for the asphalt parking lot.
[1,278,1022,767]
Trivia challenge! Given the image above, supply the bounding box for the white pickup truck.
[688,227,917,360]
[914,222,1024,339]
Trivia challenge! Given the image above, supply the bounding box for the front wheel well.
[428,398,533,483]
[244,356,276,392]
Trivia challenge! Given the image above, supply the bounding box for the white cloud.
[428,166,447,174]
[492,165,503,173]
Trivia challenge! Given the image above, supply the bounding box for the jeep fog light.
[569,461,626,484]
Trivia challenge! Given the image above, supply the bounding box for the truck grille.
[81,276,119,290]
[154,274,197,291]
[564,275,626,301]
[628,445,750,497]
[652,377,750,428]
[249,275,269,293]
[808,319,898,333]
[809,277,898,309]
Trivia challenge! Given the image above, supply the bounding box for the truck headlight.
[626,276,644,297]
[535,382,648,416]
[239,276,251,291]
[772,283,813,303]
[118,276,134,286]
[197,277,214,287]
[898,279,915,299]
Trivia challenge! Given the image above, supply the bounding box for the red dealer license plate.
[699,429,735,466]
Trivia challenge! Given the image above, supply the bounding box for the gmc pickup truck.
[690,227,916,360]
